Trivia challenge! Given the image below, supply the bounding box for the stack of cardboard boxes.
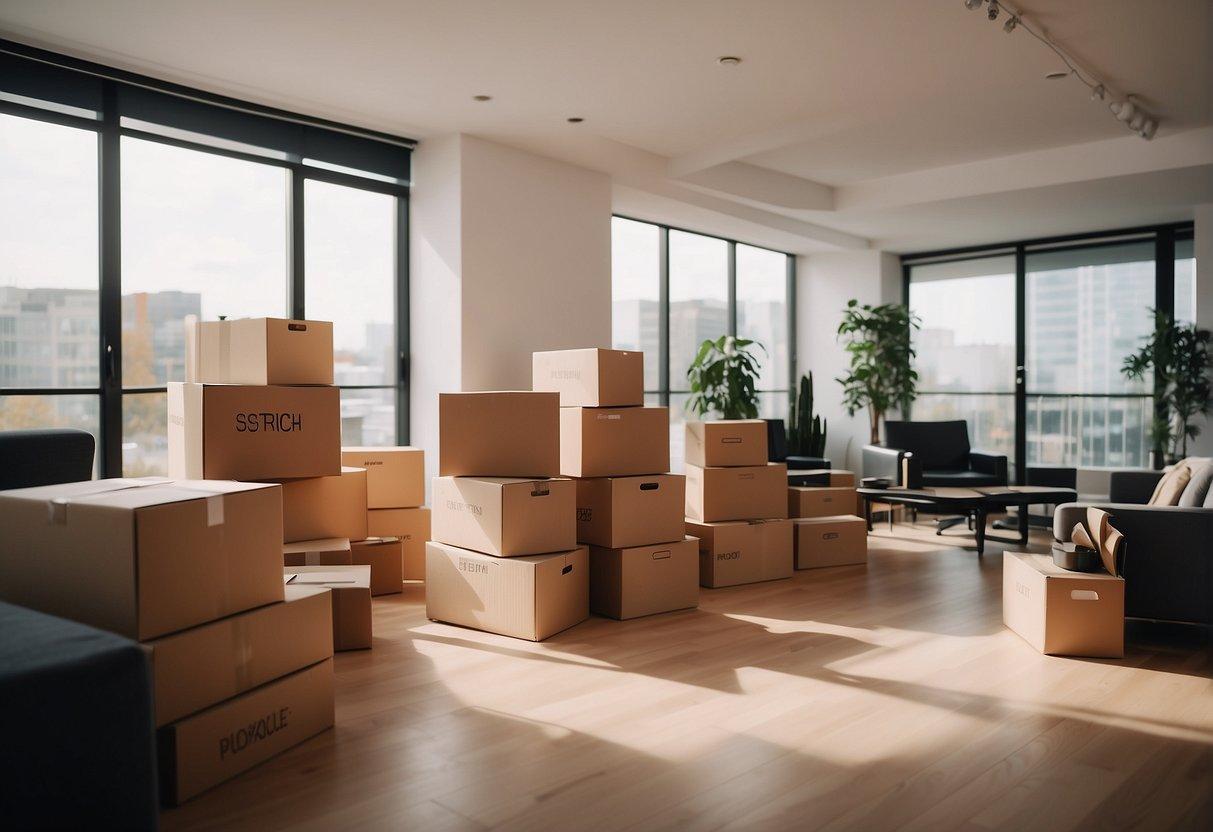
[683,420,793,587]
[426,390,589,641]
[536,348,697,620]
[350,446,429,580]
[787,468,868,570]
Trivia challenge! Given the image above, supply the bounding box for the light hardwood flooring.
[163,521,1213,832]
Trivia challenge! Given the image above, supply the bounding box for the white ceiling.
[2,0,1211,253]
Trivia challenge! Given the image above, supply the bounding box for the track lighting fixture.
[1003,15,1017,33]
[987,2,1000,21]
[1090,84,1105,101]
[1110,98,1136,123]
[964,0,982,10]
[1139,119,1158,140]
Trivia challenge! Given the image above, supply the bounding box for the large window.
[0,42,411,477]
[611,216,794,469]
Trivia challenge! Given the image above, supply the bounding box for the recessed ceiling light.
[472,94,492,102]
[717,56,742,66]
[566,117,584,123]
[1045,70,1069,80]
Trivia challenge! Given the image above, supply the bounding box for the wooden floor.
[163,521,1213,832]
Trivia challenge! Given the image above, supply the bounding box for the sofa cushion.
[1148,461,1193,506]
[1179,461,1213,507]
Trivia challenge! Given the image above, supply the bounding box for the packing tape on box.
[172,487,229,527]
[218,324,231,383]
[43,477,173,524]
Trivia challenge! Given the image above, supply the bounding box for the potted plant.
[787,372,827,457]
[686,335,765,419]
[1122,310,1213,465]
[836,299,920,444]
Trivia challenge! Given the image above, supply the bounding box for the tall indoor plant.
[836,299,920,444]
[686,335,766,419]
[787,372,827,457]
[1122,309,1213,463]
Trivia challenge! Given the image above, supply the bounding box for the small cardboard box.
[791,469,857,488]
[686,518,793,588]
[425,542,588,641]
[185,317,334,386]
[157,658,335,806]
[366,506,430,580]
[168,382,341,481]
[685,420,768,468]
[575,474,685,548]
[559,406,669,478]
[589,537,699,620]
[793,516,867,570]
[432,476,575,557]
[146,584,333,726]
[351,537,403,596]
[340,446,424,509]
[283,537,352,567]
[278,467,368,543]
[685,463,788,522]
[532,348,644,407]
[1003,553,1124,658]
[439,391,559,477]
[286,566,373,651]
[0,478,284,641]
[788,486,858,519]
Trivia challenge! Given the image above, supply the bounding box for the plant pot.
[1149,450,1164,470]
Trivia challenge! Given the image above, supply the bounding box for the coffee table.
[856,485,1078,555]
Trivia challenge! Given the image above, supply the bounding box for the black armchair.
[764,419,829,470]
[862,420,1007,487]
[0,428,95,490]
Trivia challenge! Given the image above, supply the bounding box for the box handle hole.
[639,482,659,491]
[288,323,308,332]
[651,550,671,560]
[1070,589,1099,601]
[561,565,573,575]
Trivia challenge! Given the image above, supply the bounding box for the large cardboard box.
[788,486,858,519]
[1003,553,1124,658]
[575,474,685,548]
[686,518,793,588]
[283,537,352,567]
[366,506,430,580]
[286,566,373,651]
[439,391,559,477]
[425,542,588,641]
[589,537,699,620]
[351,537,403,596]
[278,467,368,543]
[168,382,341,481]
[340,446,424,509]
[685,420,768,468]
[146,585,333,726]
[793,516,867,570]
[432,476,575,557]
[185,317,334,386]
[0,478,284,641]
[532,348,644,407]
[559,406,669,477]
[685,463,788,522]
[158,658,335,806]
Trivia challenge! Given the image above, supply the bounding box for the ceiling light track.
[963,0,1159,140]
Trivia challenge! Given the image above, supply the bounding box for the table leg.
[864,498,872,532]
[888,505,894,532]
[974,508,987,556]
[1017,502,1030,544]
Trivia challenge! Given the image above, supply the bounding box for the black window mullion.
[727,240,737,337]
[786,254,797,395]
[98,80,122,477]
[395,193,410,444]
[289,167,306,320]
[658,226,670,407]
[1014,243,1027,483]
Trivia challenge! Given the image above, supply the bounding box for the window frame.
[1,41,413,476]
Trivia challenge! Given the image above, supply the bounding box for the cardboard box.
[790,469,857,488]
[146,585,333,726]
[351,537,403,596]
[1002,553,1125,658]
[439,391,559,478]
[531,348,644,407]
[366,506,430,581]
[432,476,575,557]
[425,542,588,641]
[788,486,858,519]
[185,317,334,386]
[685,420,769,468]
[685,463,788,522]
[286,566,373,651]
[589,537,699,620]
[340,446,424,509]
[283,537,352,567]
[686,518,793,588]
[793,516,867,570]
[575,474,685,548]
[158,658,335,806]
[279,467,368,543]
[0,478,284,641]
[560,406,670,478]
[168,382,341,481]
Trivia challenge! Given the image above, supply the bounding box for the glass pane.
[0,114,99,388]
[736,245,788,392]
[340,387,396,446]
[1026,395,1152,468]
[0,394,99,476]
[123,391,167,476]
[668,392,690,473]
[1025,242,1155,395]
[305,180,396,386]
[611,217,660,389]
[1175,237,1195,325]
[912,393,1016,465]
[669,230,727,391]
[121,136,288,386]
